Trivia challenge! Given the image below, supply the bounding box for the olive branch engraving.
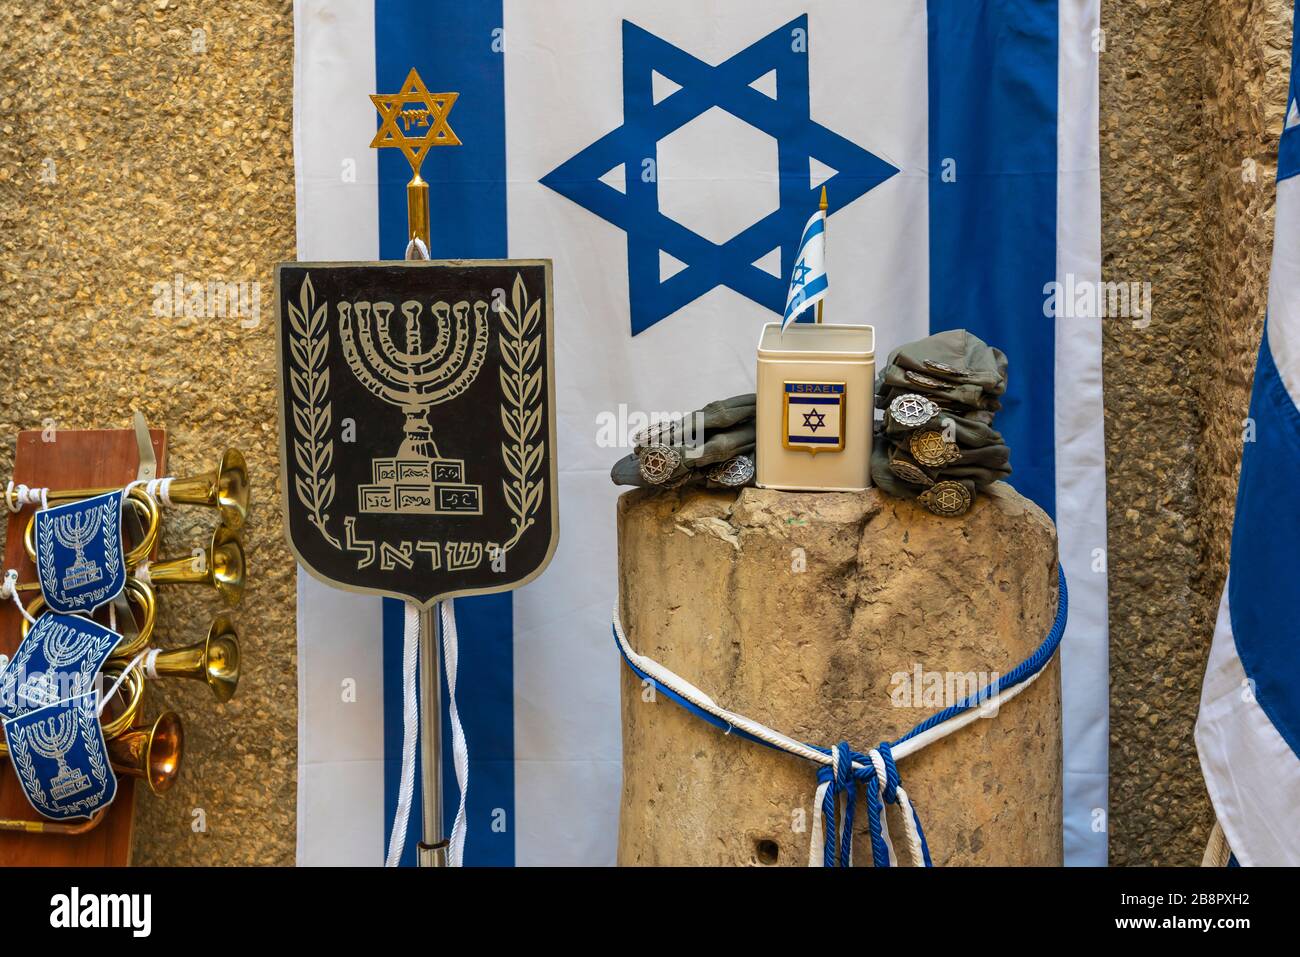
[498,272,545,554]
[37,519,55,599]
[287,273,341,550]
[77,694,108,788]
[8,727,45,807]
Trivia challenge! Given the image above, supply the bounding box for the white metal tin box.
[755,322,875,492]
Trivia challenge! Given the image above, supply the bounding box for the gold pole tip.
[819,185,828,210]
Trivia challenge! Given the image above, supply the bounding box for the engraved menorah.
[339,297,490,515]
[29,710,90,800]
[53,510,103,590]
[41,621,94,670]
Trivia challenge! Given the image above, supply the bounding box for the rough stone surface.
[617,483,1062,866]
[0,0,296,864]
[1100,0,1292,866]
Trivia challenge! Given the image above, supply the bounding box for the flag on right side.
[1196,1,1300,866]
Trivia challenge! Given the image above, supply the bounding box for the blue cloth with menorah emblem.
[33,489,127,615]
[0,614,122,720]
[2,691,116,820]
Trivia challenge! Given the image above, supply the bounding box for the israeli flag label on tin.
[783,381,846,453]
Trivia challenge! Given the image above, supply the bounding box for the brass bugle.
[0,667,144,759]
[105,711,184,795]
[159,448,250,532]
[143,524,244,607]
[21,486,160,567]
[20,578,157,659]
[0,806,109,835]
[122,615,240,703]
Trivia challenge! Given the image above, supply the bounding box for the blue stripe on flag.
[375,0,514,867]
[926,0,1059,517]
[799,215,825,246]
[1226,331,1300,758]
[786,274,828,325]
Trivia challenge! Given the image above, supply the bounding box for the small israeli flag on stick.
[782,186,829,329]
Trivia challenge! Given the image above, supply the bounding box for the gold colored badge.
[917,480,972,517]
[910,428,961,468]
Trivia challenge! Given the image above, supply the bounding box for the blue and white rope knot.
[810,740,931,867]
[612,566,1068,867]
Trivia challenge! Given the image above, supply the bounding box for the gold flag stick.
[370,68,463,249]
[815,185,828,325]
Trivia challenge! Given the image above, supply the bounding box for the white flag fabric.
[783,208,827,327]
[293,0,1107,865]
[1195,8,1300,867]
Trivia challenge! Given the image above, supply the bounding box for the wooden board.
[0,428,165,866]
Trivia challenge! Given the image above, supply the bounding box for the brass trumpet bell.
[163,448,250,532]
[22,486,160,567]
[106,711,184,795]
[145,524,245,606]
[136,615,241,703]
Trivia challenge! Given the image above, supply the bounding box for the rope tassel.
[806,742,929,867]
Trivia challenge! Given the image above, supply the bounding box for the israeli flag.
[783,207,827,328]
[294,0,1106,865]
[1195,5,1300,867]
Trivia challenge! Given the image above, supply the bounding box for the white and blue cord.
[385,599,470,868]
[613,566,1069,866]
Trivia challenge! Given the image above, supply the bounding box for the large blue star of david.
[540,14,899,336]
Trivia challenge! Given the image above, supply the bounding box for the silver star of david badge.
[888,393,939,430]
[706,454,755,488]
[638,444,682,485]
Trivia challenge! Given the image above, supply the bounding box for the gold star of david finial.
[370,68,461,169]
[370,68,462,248]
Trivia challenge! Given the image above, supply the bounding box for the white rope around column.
[440,599,470,867]
[384,601,421,867]
[613,603,1055,772]
[614,583,1067,868]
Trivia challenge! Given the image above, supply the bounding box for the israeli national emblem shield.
[275,260,559,607]
[2,692,116,820]
[783,381,846,453]
[0,613,121,720]
[33,490,127,614]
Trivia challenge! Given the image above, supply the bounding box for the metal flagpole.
[417,606,446,866]
[370,67,464,868]
[815,185,827,324]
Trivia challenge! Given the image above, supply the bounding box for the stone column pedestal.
[616,482,1062,866]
